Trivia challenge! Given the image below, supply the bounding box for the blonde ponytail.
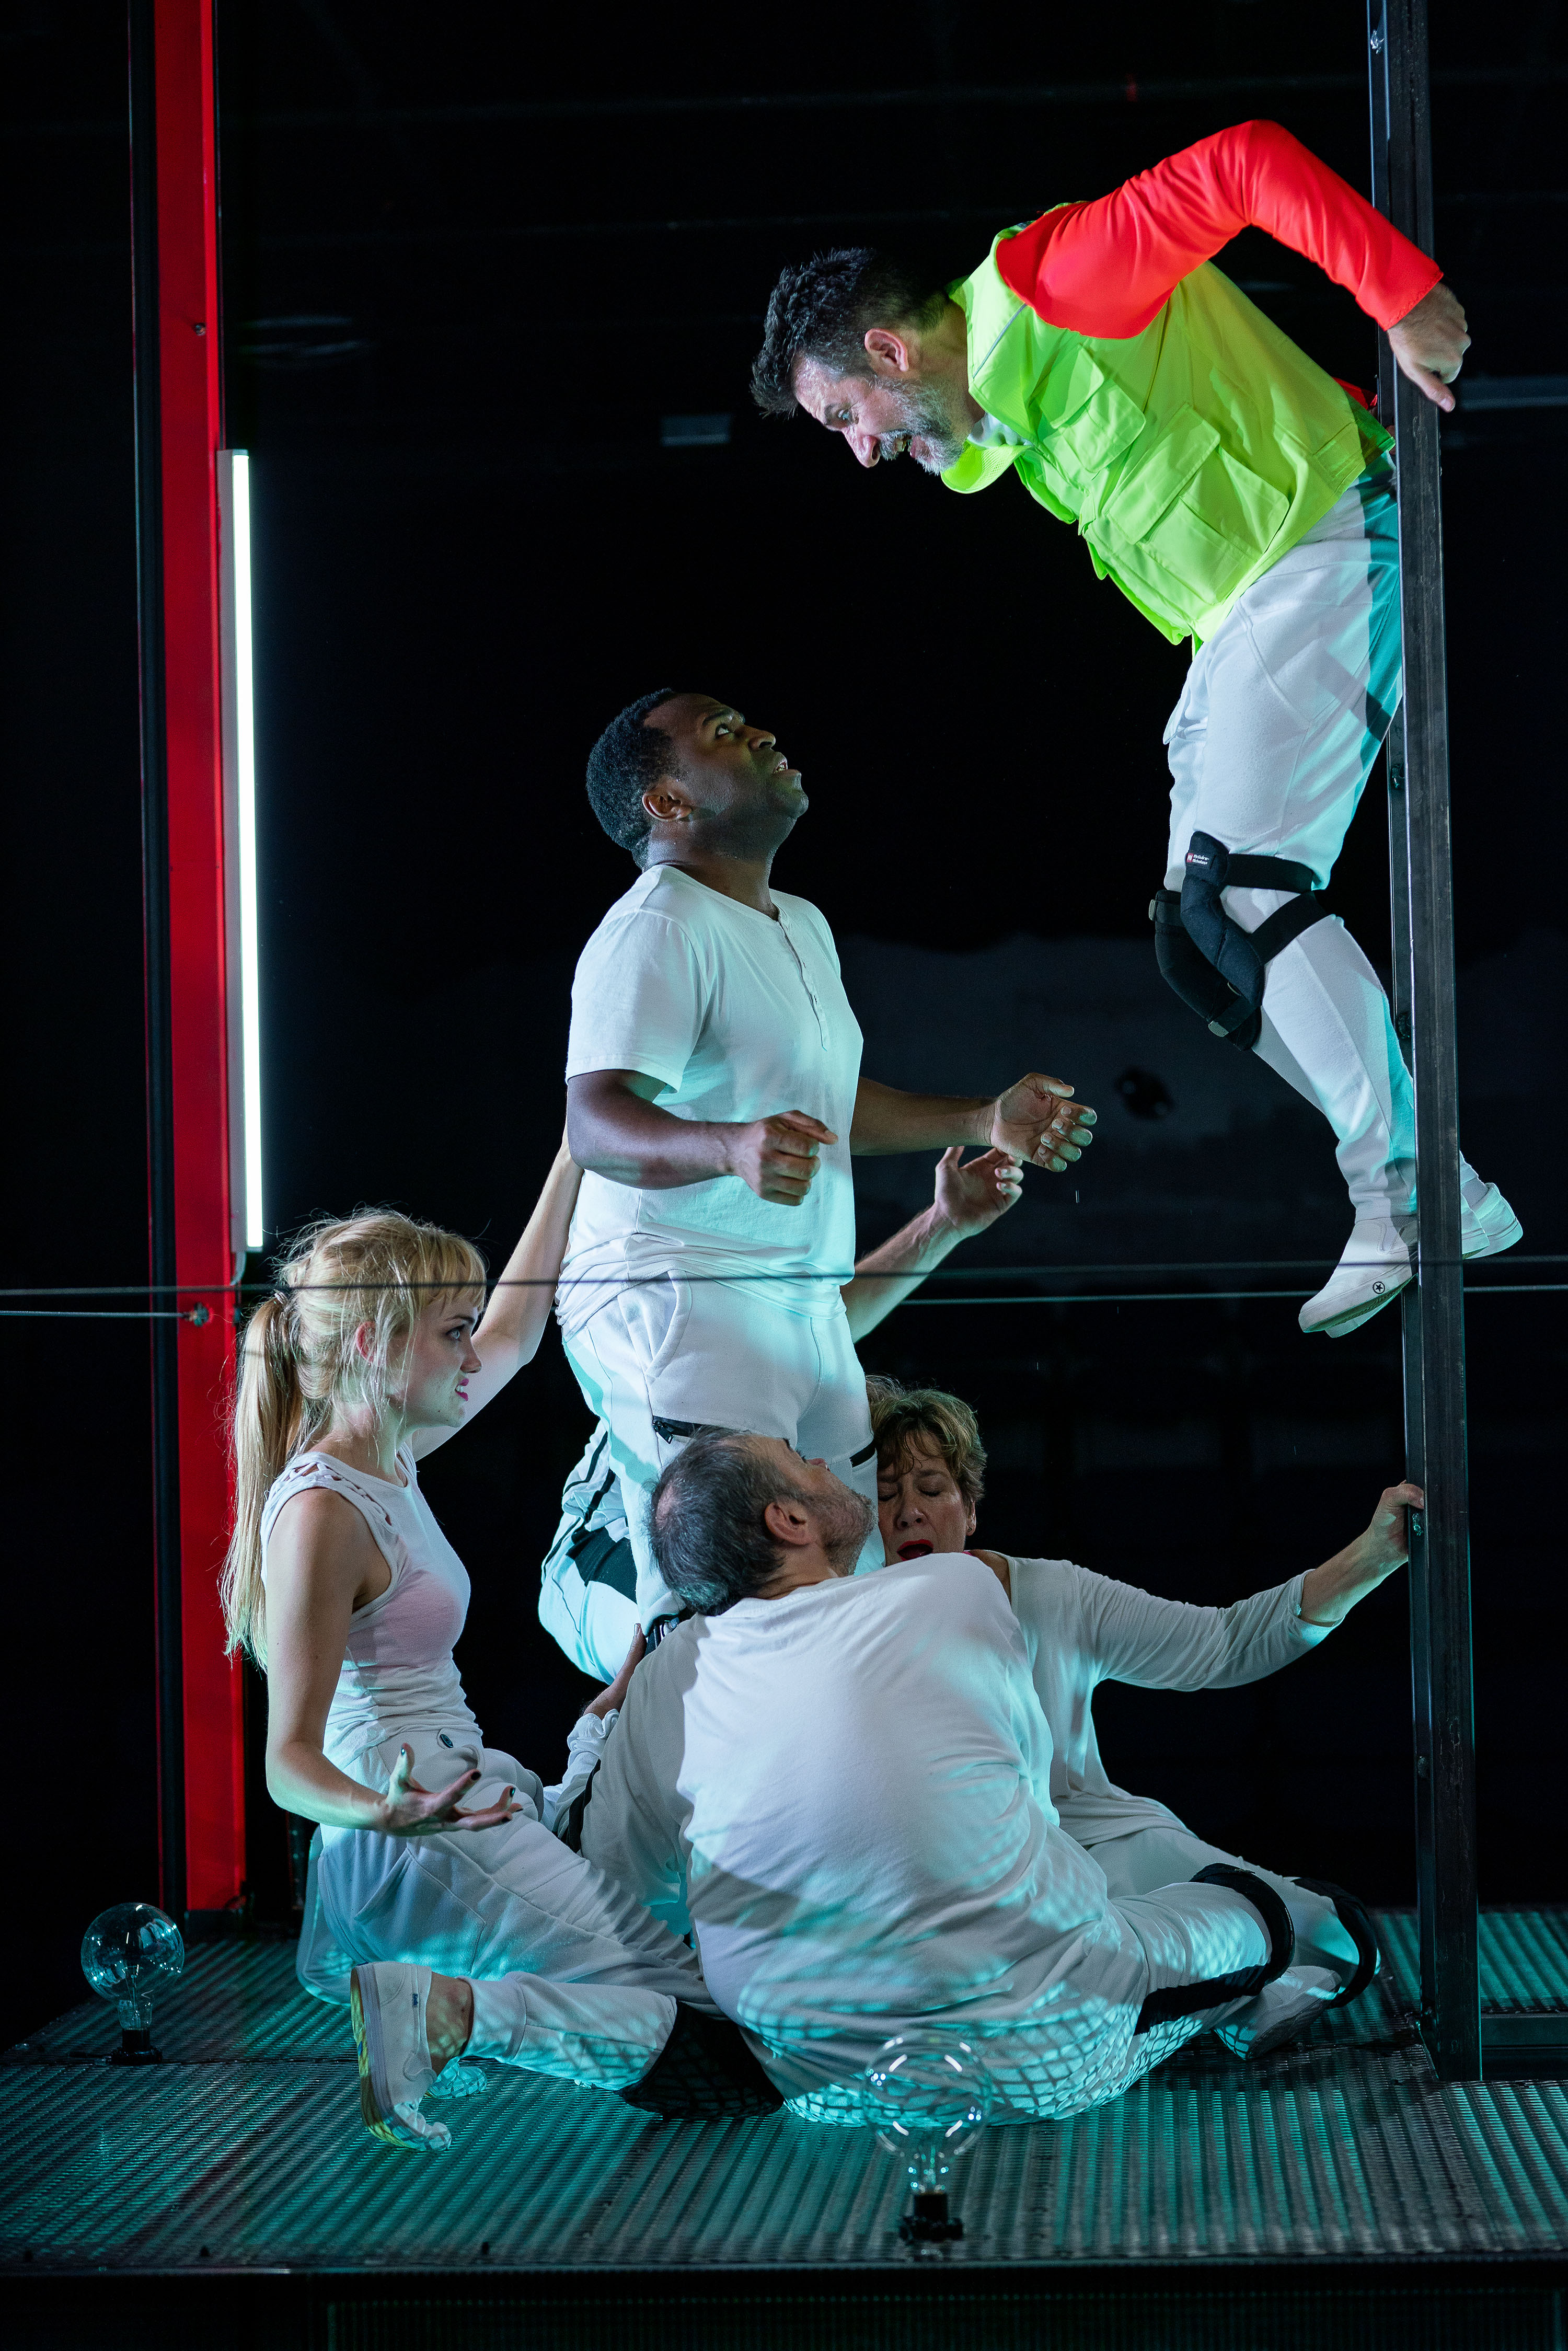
[222,1210,486,1665]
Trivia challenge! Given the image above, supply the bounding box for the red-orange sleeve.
[995,119,1442,339]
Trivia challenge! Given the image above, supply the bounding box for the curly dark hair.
[751,248,949,417]
[585,687,684,861]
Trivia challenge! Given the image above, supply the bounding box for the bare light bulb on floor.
[81,1904,185,2065]
[864,2030,995,2247]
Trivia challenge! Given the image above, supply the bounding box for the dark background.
[4,1,1564,2035]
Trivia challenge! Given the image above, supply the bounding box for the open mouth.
[897,1539,935,1559]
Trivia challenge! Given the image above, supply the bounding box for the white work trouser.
[1089,1818,1355,2053]
[785,1876,1288,2125]
[561,1276,881,1632]
[298,1725,709,2090]
[1163,466,1472,1218]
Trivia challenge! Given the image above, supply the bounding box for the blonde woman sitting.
[223,1144,779,2151]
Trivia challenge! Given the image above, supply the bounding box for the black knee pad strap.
[1151,834,1334,1053]
[1152,887,1254,1042]
[1134,1863,1297,2035]
[1293,1875,1381,2010]
[619,2001,784,2121]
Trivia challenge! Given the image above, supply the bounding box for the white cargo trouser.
[1090,1818,1356,2056]
[560,1275,881,1635]
[1163,464,1477,1218]
[783,1874,1298,2125]
[297,1725,711,2090]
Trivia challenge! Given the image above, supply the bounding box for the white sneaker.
[350,1962,453,2153]
[1299,1216,1413,1338]
[1214,1966,1342,2061]
[1462,1178,1523,1260]
[1215,1874,1379,2059]
[426,2056,489,2100]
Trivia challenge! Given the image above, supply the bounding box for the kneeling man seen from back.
[569,1435,1377,2123]
[870,1379,1412,2058]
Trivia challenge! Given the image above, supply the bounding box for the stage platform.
[3,1911,1565,2349]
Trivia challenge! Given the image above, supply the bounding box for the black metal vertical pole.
[1367,0,1480,2080]
[129,0,187,1926]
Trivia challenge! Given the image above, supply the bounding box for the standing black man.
[558,687,1095,1639]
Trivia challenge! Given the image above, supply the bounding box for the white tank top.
[260,1445,480,1774]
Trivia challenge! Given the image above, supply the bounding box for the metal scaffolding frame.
[1367,0,1481,2080]
[129,0,248,1928]
[124,0,1488,2028]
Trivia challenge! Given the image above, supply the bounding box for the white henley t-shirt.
[560,866,863,1321]
[578,1554,1136,2101]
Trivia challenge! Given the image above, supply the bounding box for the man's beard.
[875,381,970,474]
[822,1483,877,1573]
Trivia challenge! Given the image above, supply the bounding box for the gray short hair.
[751,248,948,416]
[649,1434,805,1614]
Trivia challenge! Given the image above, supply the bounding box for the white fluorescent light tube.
[219,450,264,1255]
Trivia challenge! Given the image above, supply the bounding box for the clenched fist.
[724,1110,838,1205]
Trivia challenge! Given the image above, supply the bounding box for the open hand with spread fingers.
[934,1145,1025,1236]
[376,1744,522,1838]
[989,1074,1097,1172]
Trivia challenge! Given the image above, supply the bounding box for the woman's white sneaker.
[1299,1217,1414,1338]
[350,1962,453,2152]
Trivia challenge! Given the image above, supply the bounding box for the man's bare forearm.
[567,1073,735,1190]
[850,1077,994,1156]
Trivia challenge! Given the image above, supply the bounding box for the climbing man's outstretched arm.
[996,120,1468,408]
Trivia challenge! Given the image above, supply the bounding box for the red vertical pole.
[136,0,246,1918]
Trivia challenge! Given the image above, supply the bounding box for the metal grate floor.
[1379,1907,1568,2014]
[2,1914,1565,2279]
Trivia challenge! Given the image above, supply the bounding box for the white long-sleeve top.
[1001,1556,1332,1849]
[576,1555,1145,2104]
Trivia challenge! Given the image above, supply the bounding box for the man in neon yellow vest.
[752,121,1519,1336]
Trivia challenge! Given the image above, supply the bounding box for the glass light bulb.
[864,2029,995,2185]
[81,1903,185,2034]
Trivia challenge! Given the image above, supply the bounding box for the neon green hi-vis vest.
[942,232,1392,648]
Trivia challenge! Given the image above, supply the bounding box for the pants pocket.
[619,1275,691,1379]
[345,1841,488,1978]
